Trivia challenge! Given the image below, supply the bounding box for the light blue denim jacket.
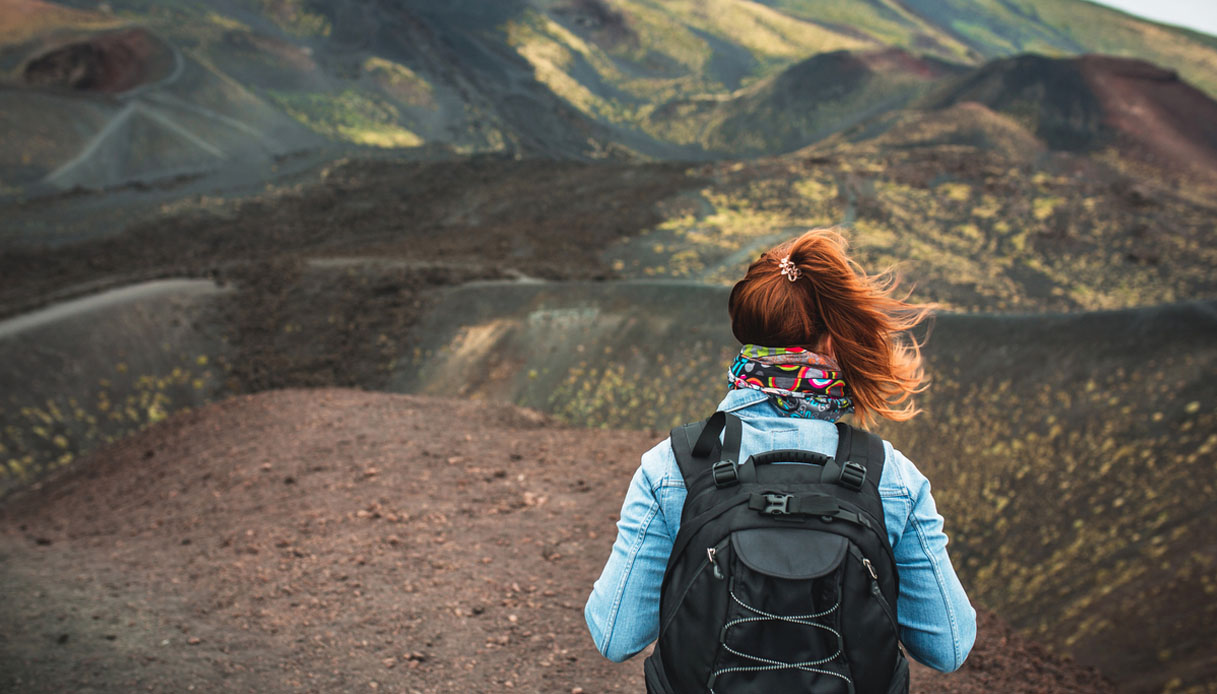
[584,388,977,672]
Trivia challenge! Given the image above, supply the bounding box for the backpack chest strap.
[746,492,876,529]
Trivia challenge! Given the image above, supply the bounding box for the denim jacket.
[584,388,977,672]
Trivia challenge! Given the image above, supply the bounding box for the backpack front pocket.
[660,538,732,690]
[707,529,853,694]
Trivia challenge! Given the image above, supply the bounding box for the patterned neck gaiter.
[728,344,854,422]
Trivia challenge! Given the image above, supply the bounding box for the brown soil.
[20,28,173,94]
[856,48,963,79]
[1079,55,1217,175]
[922,53,1217,180]
[0,389,1114,693]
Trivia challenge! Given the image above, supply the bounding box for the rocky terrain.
[3,1,1217,692]
[0,389,1116,694]
[1,150,1215,691]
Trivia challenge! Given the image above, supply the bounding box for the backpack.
[643,411,909,694]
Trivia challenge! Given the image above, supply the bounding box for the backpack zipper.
[707,547,724,579]
[862,556,899,636]
[660,541,728,637]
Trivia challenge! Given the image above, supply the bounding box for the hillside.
[4,0,1217,192]
[918,53,1217,176]
[644,47,967,155]
[2,1,1216,691]
[2,227,1214,690]
[0,389,1115,694]
[3,149,1216,497]
[401,283,1217,690]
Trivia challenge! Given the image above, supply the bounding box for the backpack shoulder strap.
[827,421,886,490]
[828,420,889,529]
[669,411,742,499]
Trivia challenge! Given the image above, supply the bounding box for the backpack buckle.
[840,461,867,491]
[712,459,739,488]
[761,493,792,515]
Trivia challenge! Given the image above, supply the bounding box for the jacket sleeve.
[584,441,677,662]
[889,448,977,672]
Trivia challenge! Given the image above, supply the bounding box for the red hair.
[728,228,936,425]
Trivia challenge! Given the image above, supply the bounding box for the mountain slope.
[505,0,1217,157]
[5,0,1217,193]
[644,47,966,155]
[0,0,627,193]
[759,0,1217,96]
[919,53,1217,176]
[399,281,1217,692]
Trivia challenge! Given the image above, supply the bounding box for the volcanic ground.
[5,1,1217,691]
[0,389,1116,694]
[1,151,1216,693]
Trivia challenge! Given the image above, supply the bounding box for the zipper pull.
[862,557,878,581]
[707,547,724,579]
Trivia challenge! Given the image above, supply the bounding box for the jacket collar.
[716,388,770,413]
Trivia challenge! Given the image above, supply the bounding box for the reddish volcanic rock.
[856,46,965,80]
[925,52,1217,178]
[1077,54,1217,174]
[20,27,174,94]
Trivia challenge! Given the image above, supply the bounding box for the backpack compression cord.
[644,412,909,694]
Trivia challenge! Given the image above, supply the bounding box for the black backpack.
[644,411,909,694]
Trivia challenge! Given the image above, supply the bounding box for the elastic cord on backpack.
[708,588,854,694]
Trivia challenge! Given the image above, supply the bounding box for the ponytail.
[727,228,936,425]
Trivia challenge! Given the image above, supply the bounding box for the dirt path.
[0,390,1113,693]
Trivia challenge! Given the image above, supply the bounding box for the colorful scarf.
[728,344,854,422]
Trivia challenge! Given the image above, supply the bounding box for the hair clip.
[778,256,801,282]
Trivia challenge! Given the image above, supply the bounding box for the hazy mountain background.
[2,1,1216,692]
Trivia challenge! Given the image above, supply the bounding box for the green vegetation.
[504,10,637,123]
[362,57,434,109]
[760,0,939,55]
[769,0,1217,97]
[643,0,869,61]
[606,144,1217,312]
[547,346,735,429]
[268,89,425,148]
[882,338,1217,688]
[498,0,1217,153]
[0,357,221,497]
[11,0,1217,168]
[504,0,876,138]
[604,0,716,73]
[402,285,1215,689]
[203,10,251,33]
[251,0,331,38]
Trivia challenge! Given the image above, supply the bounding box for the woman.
[584,228,976,676]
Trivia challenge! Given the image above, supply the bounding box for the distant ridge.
[921,53,1217,175]
[646,47,968,155]
[5,0,1217,191]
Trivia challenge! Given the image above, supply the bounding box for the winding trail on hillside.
[40,39,186,185]
[38,38,286,189]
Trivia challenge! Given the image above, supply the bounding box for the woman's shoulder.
[877,438,930,499]
[639,435,684,491]
[635,415,928,500]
